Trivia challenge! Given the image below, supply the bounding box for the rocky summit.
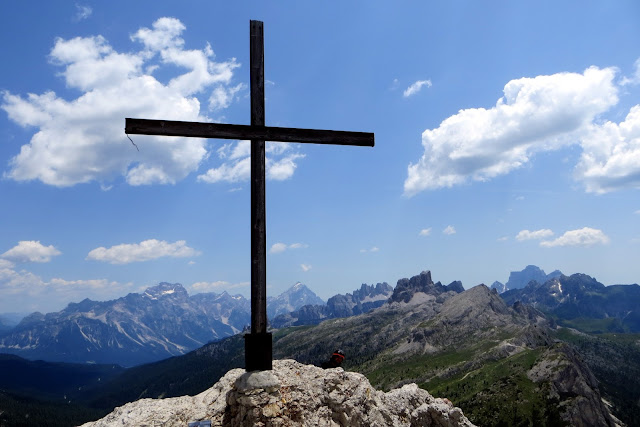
[82,359,475,427]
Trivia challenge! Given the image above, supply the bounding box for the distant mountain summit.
[267,282,324,318]
[491,265,563,293]
[142,282,189,300]
[0,312,26,334]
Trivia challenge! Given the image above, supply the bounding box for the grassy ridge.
[353,342,567,425]
[426,349,564,426]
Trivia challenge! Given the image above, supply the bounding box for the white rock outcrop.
[82,359,475,426]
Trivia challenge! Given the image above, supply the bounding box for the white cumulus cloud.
[403,80,432,97]
[1,17,242,187]
[74,4,92,21]
[419,228,432,237]
[574,105,640,193]
[1,241,62,263]
[540,227,610,247]
[269,242,308,254]
[516,229,554,241]
[86,239,200,264]
[269,243,288,254]
[443,226,456,235]
[300,264,312,272]
[198,141,305,184]
[404,66,619,196]
[621,58,640,86]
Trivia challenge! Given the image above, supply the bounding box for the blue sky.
[1,1,639,314]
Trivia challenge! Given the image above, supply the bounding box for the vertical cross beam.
[245,20,272,371]
[124,20,374,373]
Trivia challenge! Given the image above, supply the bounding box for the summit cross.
[125,20,374,371]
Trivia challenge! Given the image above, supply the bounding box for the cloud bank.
[404,65,640,196]
[0,260,131,313]
[191,280,249,293]
[515,227,609,247]
[540,227,610,248]
[87,239,200,264]
[516,229,554,241]
[269,242,309,254]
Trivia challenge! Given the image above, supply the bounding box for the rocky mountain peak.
[440,284,510,321]
[445,280,465,293]
[390,270,454,303]
[505,265,548,290]
[143,282,189,300]
[501,265,564,292]
[267,282,324,318]
[490,280,506,293]
[82,359,475,427]
[353,282,393,300]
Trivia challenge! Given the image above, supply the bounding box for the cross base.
[244,332,273,371]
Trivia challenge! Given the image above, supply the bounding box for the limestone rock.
[82,359,475,426]
[390,271,452,304]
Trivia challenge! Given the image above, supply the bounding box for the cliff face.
[527,343,618,427]
[83,359,475,427]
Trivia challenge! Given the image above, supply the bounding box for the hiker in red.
[321,349,345,369]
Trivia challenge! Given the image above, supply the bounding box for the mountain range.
[0,280,375,366]
[501,272,640,333]
[53,269,626,425]
[0,282,323,366]
[271,282,393,328]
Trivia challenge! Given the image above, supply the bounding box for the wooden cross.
[125,20,374,371]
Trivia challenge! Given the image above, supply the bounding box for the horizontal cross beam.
[125,118,374,147]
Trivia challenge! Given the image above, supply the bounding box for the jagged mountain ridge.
[272,270,617,426]
[271,282,394,328]
[0,282,321,366]
[0,282,250,366]
[0,281,366,366]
